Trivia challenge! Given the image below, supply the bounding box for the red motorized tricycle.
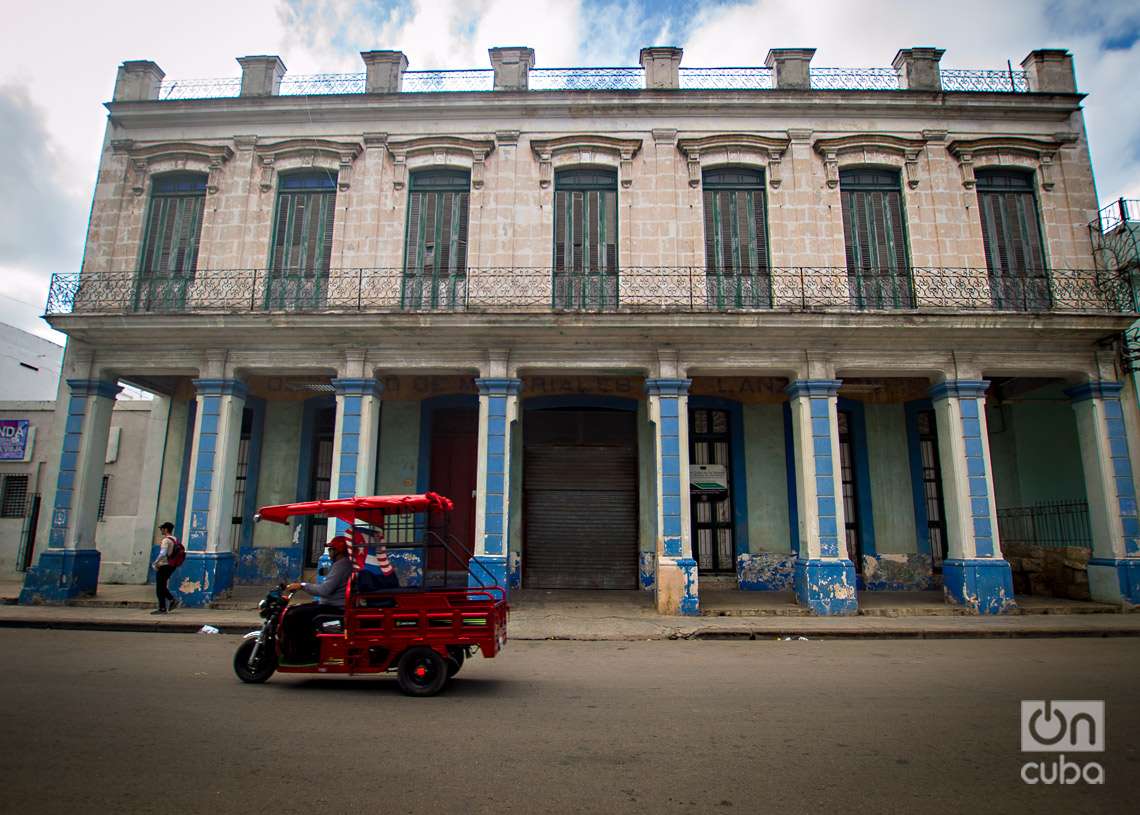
[232,492,508,696]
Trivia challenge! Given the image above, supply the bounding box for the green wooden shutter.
[136,173,206,311]
[553,169,618,310]
[976,169,1049,309]
[267,172,337,309]
[839,169,913,309]
[701,168,771,309]
[402,170,470,309]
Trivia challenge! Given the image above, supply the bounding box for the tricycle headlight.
[258,599,268,616]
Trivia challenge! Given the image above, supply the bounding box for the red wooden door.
[429,407,478,568]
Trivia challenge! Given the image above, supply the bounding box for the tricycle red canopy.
[255,491,455,527]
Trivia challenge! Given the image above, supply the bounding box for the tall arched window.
[136,172,207,311]
[553,168,618,310]
[267,170,337,309]
[976,168,1050,310]
[402,168,470,310]
[702,167,771,309]
[839,168,913,309]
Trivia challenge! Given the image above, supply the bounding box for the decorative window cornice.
[386,136,496,190]
[110,139,234,195]
[675,134,791,189]
[254,138,363,192]
[946,134,1077,190]
[529,135,643,189]
[812,134,929,190]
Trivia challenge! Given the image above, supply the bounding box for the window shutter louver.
[976,169,1049,309]
[401,171,471,309]
[136,173,207,312]
[839,169,913,308]
[700,169,771,309]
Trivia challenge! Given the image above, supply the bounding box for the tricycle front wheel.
[234,638,277,684]
[396,647,448,696]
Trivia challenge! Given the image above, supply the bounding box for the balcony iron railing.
[1089,198,1140,274]
[45,267,1136,317]
[154,66,1032,99]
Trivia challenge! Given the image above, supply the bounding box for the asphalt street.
[1,630,1137,814]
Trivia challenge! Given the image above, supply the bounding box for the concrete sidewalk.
[1,583,1136,639]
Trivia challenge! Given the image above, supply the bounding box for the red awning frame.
[255,492,455,527]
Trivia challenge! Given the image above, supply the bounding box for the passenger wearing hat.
[282,535,352,663]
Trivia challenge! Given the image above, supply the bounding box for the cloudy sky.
[1,0,1138,343]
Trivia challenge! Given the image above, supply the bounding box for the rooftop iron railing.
[45,266,1135,317]
[1089,198,1140,273]
[155,65,1031,98]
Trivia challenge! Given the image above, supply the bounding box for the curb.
[3,617,1140,640]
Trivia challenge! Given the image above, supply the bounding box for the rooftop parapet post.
[640,46,683,89]
[361,50,408,93]
[1021,49,1077,93]
[489,46,535,91]
[893,47,945,91]
[113,61,165,101]
[237,55,286,97]
[765,48,816,90]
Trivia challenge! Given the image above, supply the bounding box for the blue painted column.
[785,380,858,615]
[929,379,1015,614]
[329,378,383,534]
[20,379,120,604]
[1067,381,1140,608]
[176,379,247,607]
[470,378,521,591]
[646,378,699,615]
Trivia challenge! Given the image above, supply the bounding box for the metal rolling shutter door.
[524,411,639,589]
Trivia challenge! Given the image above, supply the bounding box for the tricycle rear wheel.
[234,638,277,684]
[396,647,448,696]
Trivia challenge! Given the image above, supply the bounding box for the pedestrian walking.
[152,522,183,614]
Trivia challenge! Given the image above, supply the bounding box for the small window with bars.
[702,167,771,309]
[553,168,618,310]
[402,169,470,310]
[976,168,1050,310]
[1,474,29,518]
[97,475,110,521]
[839,168,914,309]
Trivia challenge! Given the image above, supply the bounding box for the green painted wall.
[742,404,791,554]
[154,397,189,529]
[988,397,1087,509]
[377,401,420,494]
[252,401,303,549]
[638,400,657,553]
[864,404,918,555]
[510,419,522,560]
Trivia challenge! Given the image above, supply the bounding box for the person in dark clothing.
[152,522,180,615]
[282,535,353,662]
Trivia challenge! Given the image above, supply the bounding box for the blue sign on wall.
[0,420,30,460]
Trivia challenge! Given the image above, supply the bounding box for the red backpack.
[166,535,186,568]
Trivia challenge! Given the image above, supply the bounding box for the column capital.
[331,378,384,398]
[66,379,121,400]
[476,377,522,396]
[1065,381,1124,403]
[192,378,248,398]
[929,379,990,401]
[785,379,841,399]
[645,378,692,397]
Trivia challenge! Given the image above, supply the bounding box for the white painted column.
[20,379,120,604]
[785,379,858,615]
[328,378,383,535]
[471,377,521,590]
[929,380,1015,614]
[1067,381,1140,607]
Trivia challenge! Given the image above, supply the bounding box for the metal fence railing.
[154,65,1033,98]
[45,266,1137,317]
[997,500,1093,551]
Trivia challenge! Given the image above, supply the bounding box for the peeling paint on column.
[678,557,700,615]
[862,553,933,591]
[943,558,1016,614]
[639,552,655,590]
[508,550,521,588]
[737,552,795,590]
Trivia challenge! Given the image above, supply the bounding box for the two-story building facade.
[19,45,1140,614]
